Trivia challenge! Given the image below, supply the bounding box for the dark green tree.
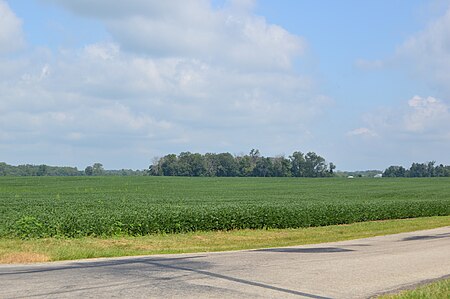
[290,151,305,177]
[85,166,93,176]
[253,157,272,177]
[383,166,406,177]
[161,154,178,176]
[37,164,47,176]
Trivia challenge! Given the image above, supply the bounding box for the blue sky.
[1,0,450,170]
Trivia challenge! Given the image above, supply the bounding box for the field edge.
[1,215,449,264]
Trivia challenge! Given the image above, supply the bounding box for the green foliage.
[0,162,145,177]
[149,149,334,177]
[0,162,82,176]
[1,177,449,239]
[384,161,450,177]
[14,216,45,239]
[84,166,93,176]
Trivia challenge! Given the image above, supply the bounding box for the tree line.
[0,162,145,177]
[148,149,336,177]
[3,156,450,178]
[84,163,146,176]
[0,162,81,176]
[383,162,450,177]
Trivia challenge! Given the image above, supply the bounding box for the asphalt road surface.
[1,226,449,299]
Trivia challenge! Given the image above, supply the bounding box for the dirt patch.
[0,252,50,264]
[193,235,208,241]
[132,244,157,251]
[96,239,133,248]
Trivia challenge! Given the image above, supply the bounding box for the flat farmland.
[0,177,449,238]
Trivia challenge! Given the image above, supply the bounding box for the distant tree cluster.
[84,163,146,176]
[383,162,450,177]
[0,162,146,177]
[84,163,104,176]
[148,149,336,177]
[0,162,82,176]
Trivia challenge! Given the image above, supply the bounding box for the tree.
[249,149,260,161]
[148,157,163,176]
[253,157,272,177]
[290,151,305,177]
[174,152,207,176]
[270,156,291,177]
[435,164,450,177]
[328,162,336,176]
[0,162,7,176]
[37,164,47,176]
[383,166,406,177]
[161,154,178,176]
[147,149,336,178]
[304,152,327,177]
[176,152,193,176]
[215,153,239,177]
[92,163,104,176]
[85,166,93,176]
[408,163,428,177]
[427,161,436,177]
[189,153,206,176]
[237,155,254,177]
[203,153,218,177]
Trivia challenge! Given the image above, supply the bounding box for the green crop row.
[1,177,449,239]
[3,200,449,239]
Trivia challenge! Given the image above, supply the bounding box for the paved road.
[1,227,449,299]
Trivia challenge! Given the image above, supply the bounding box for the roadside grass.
[377,277,450,299]
[1,215,449,264]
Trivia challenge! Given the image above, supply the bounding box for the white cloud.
[344,95,450,170]
[0,38,328,168]
[347,127,377,137]
[403,95,449,133]
[347,7,450,168]
[43,0,304,70]
[355,6,450,94]
[393,7,450,93]
[0,0,25,53]
[351,95,450,141]
[0,1,334,168]
[84,43,119,60]
[396,7,450,91]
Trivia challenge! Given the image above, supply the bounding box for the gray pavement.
[1,226,449,299]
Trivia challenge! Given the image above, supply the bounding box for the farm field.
[1,176,449,239]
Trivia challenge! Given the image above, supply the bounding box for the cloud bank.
[1,0,330,168]
[0,0,25,53]
[396,7,450,93]
[348,5,450,167]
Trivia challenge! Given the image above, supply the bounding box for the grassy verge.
[377,277,450,299]
[1,215,449,264]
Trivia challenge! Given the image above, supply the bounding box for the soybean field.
[0,176,449,238]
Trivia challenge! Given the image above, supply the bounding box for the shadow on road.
[0,256,206,276]
[1,254,332,299]
[401,232,450,242]
[255,247,354,253]
[141,259,333,299]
